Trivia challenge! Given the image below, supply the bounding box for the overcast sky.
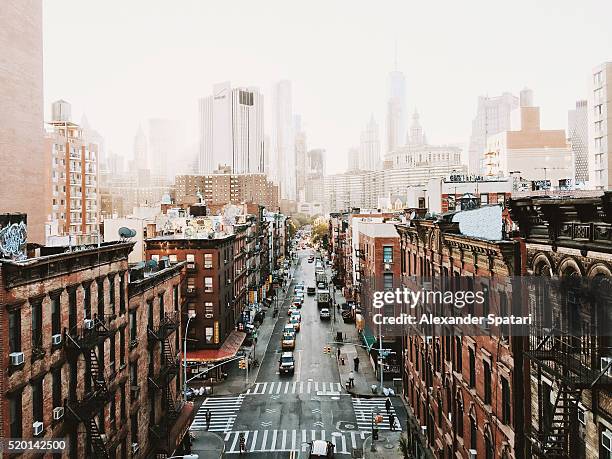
[43,0,611,174]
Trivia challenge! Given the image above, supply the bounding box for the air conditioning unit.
[224,259,228,264]
[53,406,64,420]
[187,287,195,293]
[52,334,62,345]
[384,263,391,271]
[9,352,24,366]
[205,313,213,319]
[425,336,433,345]
[33,421,44,436]
[601,357,612,376]
[227,279,232,284]
[84,319,95,330]
[131,443,140,454]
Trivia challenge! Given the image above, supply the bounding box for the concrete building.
[386,70,408,153]
[0,238,191,458]
[304,149,326,206]
[395,207,528,458]
[0,0,46,243]
[347,147,360,172]
[45,100,100,242]
[485,89,573,186]
[568,99,590,184]
[589,62,612,190]
[359,115,381,171]
[198,82,264,175]
[294,115,308,202]
[468,92,519,175]
[174,172,279,211]
[272,80,296,201]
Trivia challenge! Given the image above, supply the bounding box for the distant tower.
[133,125,148,168]
[359,115,381,170]
[408,111,425,145]
[568,100,589,184]
[386,44,407,153]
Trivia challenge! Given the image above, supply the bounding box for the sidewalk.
[328,275,380,397]
[188,262,297,396]
[363,431,406,459]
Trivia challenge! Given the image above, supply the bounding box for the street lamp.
[183,310,197,399]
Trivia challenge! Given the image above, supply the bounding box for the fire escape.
[147,311,182,455]
[64,316,114,459]
[527,282,612,458]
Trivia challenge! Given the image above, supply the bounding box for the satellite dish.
[146,259,158,271]
[118,227,136,240]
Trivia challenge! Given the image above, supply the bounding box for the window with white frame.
[204,253,213,269]
[204,277,213,293]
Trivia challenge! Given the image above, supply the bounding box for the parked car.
[284,324,296,335]
[290,311,302,322]
[288,307,299,316]
[279,352,295,375]
[309,440,335,458]
[307,286,316,295]
[320,308,331,320]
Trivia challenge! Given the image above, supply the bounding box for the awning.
[186,330,246,363]
[361,327,376,351]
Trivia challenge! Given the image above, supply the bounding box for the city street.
[192,249,407,458]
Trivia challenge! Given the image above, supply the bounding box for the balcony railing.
[147,312,179,343]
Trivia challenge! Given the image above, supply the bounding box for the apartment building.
[589,62,612,190]
[0,237,190,458]
[394,206,528,458]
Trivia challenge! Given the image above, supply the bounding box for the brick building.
[395,207,529,458]
[0,239,190,458]
[509,194,612,458]
[356,221,403,380]
[174,173,279,211]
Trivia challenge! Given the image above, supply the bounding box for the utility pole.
[378,319,384,394]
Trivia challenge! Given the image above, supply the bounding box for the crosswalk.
[246,381,343,395]
[351,397,401,431]
[191,394,245,432]
[223,429,368,455]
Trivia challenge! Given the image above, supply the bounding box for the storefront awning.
[186,330,246,363]
[361,327,376,351]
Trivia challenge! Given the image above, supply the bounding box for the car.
[289,316,301,332]
[292,300,303,309]
[307,286,316,295]
[284,324,296,335]
[317,282,326,289]
[279,352,295,375]
[281,332,295,350]
[290,311,302,322]
[308,439,335,458]
[295,293,304,302]
[288,307,299,316]
[320,308,331,320]
[308,256,314,263]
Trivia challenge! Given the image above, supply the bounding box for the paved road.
[192,249,407,458]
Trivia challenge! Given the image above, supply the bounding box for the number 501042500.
[3,439,68,452]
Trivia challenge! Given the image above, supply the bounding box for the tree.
[311,222,329,249]
[287,219,297,240]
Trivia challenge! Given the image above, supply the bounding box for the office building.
[568,100,590,184]
[272,80,296,201]
[467,92,519,175]
[0,0,45,243]
[294,115,308,202]
[198,82,264,175]
[589,62,612,190]
[148,118,180,180]
[386,70,407,152]
[359,115,381,171]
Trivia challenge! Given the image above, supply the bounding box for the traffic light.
[239,359,247,369]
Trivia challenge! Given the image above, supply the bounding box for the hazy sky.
[43,0,611,174]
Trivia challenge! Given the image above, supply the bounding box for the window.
[455,337,462,373]
[119,273,126,314]
[69,288,77,330]
[499,293,509,341]
[119,328,126,367]
[52,366,62,408]
[602,428,612,457]
[109,334,116,376]
[485,432,494,459]
[131,414,138,445]
[109,275,115,315]
[169,254,177,263]
[130,362,138,390]
[120,384,127,421]
[205,327,214,343]
[129,310,137,346]
[204,253,213,269]
[383,273,394,291]
[484,360,492,404]
[470,416,477,450]
[173,285,179,311]
[32,379,43,424]
[9,309,21,354]
[97,279,105,317]
[51,296,61,336]
[501,376,511,424]
[480,193,489,205]
[9,392,22,438]
[469,348,476,388]
[205,302,214,316]
[110,395,116,431]
[205,277,213,293]
[383,246,393,263]
[31,301,42,350]
[456,399,463,437]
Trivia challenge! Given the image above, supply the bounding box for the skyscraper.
[347,147,360,172]
[272,80,296,201]
[359,115,381,170]
[148,118,179,179]
[0,0,45,243]
[133,125,148,168]
[568,100,589,184]
[467,92,519,175]
[294,115,308,202]
[386,70,407,152]
[198,82,264,175]
[589,62,612,190]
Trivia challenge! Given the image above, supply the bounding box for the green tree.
[311,222,329,249]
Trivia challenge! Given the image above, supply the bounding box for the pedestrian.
[348,370,355,388]
[354,356,360,372]
[385,398,392,414]
[389,413,396,431]
[205,409,212,430]
[337,348,341,360]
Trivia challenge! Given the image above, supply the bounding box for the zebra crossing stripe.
[249,431,257,452]
[246,380,345,395]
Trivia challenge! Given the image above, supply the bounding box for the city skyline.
[43,0,612,174]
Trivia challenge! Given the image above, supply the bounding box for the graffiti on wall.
[0,221,28,261]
